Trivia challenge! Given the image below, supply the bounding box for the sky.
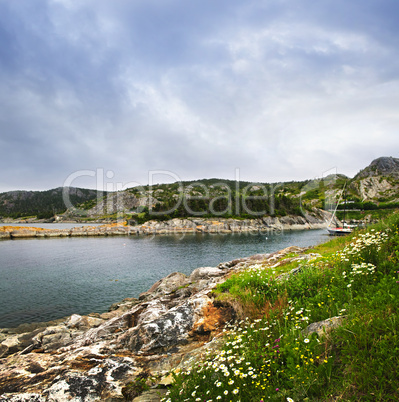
[1,0,399,192]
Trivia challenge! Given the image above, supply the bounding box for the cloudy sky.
[1,0,398,192]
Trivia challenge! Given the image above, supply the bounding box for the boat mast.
[343,184,347,227]
[328,182,347,228]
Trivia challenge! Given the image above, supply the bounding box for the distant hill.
[347,157,399,204]
[354,156,399,179]
[0,187,102,219]
[2,157,399,222]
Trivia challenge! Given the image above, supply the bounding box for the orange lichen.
[0,226,50,232]
[68,355,106,371]
[192,302,233,337]
[98,223,126,228]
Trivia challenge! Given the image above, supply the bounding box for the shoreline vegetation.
[163,213,399,401]
[0,214,331,240]
[1,212,398,400]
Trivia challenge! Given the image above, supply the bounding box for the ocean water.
[0,229,329,328]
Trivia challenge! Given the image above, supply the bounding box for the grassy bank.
[162,213,399,401]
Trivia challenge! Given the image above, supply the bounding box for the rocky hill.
[2,157,399,222]
[74,157,399,222]
[0,187,103,220]
[347,157,399,203]
[354,156,399,179]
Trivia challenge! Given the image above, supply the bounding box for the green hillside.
[163,212,399,401]
[0,187,103,219]
[2,157,399,222]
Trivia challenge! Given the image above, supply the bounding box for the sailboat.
[327,184,353,236]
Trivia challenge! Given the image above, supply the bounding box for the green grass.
[162,212,399,401]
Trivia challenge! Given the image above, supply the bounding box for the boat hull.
[327,227,352,236]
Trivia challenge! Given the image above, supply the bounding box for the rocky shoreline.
[0,213,330,240]
[0,244,344,402]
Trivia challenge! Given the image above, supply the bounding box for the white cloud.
[0,0,399,191]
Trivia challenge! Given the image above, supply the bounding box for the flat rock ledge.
[0,212,330,240]
[0,246,336,401]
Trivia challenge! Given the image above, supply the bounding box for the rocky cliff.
[0,247,327,401]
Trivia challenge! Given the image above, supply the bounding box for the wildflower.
[233,389,239,395]
[224,390,229,395]
[216,381,222,387]
[287,398,295,402]
[304,338,310,343]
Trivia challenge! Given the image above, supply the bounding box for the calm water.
[0,229,329,328]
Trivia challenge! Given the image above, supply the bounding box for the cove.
[0,229,328,328]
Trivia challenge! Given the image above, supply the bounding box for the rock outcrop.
[0,212,331,240]
[355,156,399,179]
[351,156,399,202]
[83,192,157,217]
[0,246,309,401]
[139,213,330,235]
[303,316,346,337]
[357,176,394,201]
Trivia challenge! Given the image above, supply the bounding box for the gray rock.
[10,229,37,238]
[41,356,137,401]
[65,314,104,330]
[0,231,10,239]
[66,314,88,329]
[303,316,346,337]
[139,272,189,300]
[132,389,167,402]
[188,266,224,282]
[0,393,45,401]
[121,303,195,354]
[109,298,139,312]
[30,325,77,352]
[0,335,21,358]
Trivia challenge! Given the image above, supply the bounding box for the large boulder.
[139,272,189,300]
[118,289,233,357]
[42,356,137,401]
[303,316,346,337]
[33,325,74,352]
[189,266,225,282]
[66,314,104,330]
